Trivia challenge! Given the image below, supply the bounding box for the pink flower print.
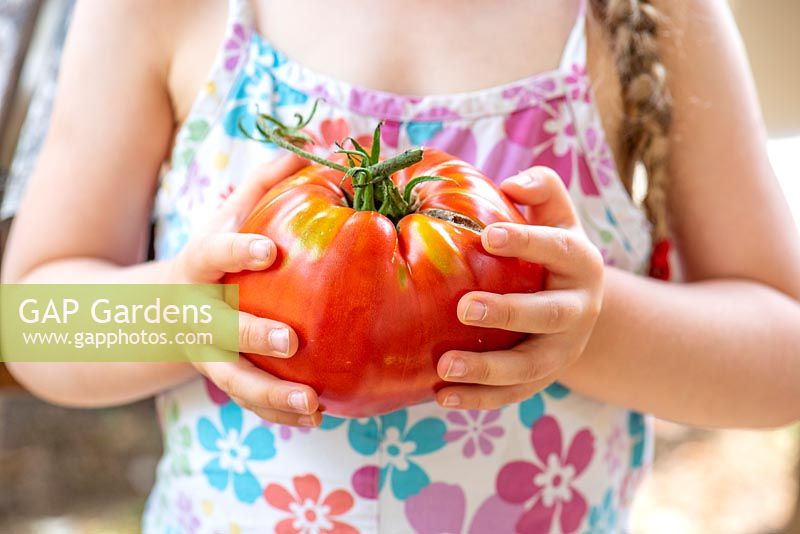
[263,421,312,441]
[204,377,231,405]
[405,483,466,534]
[180,162,211,208]
[264,474,358,534]
[351,465,379,500]
[175,492,200,534]
[219,184,235,203]
[380,120,402,148]
[583,126,616,188]
[481,138,537,183]
[565,63,591,103]
[404,483,528,534]
[348,88,407,121]
[604,424,625,474]
[496,415,594,533]
[543,102,581,157]
[444,410,505,458]
[425,126,478,165]
[504,106,549,148]
[224,24,251,71]
[503,77,560,111]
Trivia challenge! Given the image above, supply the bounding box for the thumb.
[500,167,580,230]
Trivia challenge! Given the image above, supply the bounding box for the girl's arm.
[2,1,322,427]
[559,0,800,427]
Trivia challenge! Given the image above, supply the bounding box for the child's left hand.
[436,167,604,410]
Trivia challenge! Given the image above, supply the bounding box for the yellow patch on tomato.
[383,354,401,366]
[396,263,408,288]
[290,201,351,260]
[414,219,461,276]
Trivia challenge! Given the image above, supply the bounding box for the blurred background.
[0,0,798,532]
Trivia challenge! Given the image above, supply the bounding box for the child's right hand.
[163,154,322,428]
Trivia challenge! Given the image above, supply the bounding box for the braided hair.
[590,0,672,242]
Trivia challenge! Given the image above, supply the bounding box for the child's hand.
[436,167,604,410]
[164,155,322,427]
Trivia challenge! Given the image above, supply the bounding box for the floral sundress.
[144,0,654,532]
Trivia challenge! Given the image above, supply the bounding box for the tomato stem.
[241,101,450,223]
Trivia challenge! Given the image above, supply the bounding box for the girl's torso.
[145,1,653,532]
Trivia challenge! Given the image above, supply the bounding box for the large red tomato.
[225,146,543,417]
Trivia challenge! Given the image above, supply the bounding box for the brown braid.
[590,0,672,240]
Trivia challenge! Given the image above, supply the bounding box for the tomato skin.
[224,148,544,417]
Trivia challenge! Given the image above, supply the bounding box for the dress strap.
[559,0,588,70]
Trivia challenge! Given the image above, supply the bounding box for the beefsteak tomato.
[225,115,544,417]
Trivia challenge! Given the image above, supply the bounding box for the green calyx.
[239,100,452,223]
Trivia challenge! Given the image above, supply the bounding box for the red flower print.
[320,118,350,148]
[496,416,594,533]
[264,474,359,534]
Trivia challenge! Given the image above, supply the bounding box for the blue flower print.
[407,121,443,145]
[584,489,617,534]
[378,410,446,500]
[223,37,308,139]
[197,402,276,504]
[519,382,571,427]
[628,412,646,468]
[319,415,380,455]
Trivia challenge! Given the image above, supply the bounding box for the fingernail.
[510,173,534,186]
[463,300,487,322]
[487,227,508,248]
[269,328,290,355]
[298,415,316,427]
[288,391,309,412]
[446,358,467,378]
[250,240,272,261]
[443,394,461,407]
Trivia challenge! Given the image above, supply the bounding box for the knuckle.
[543,296,563,331]
[474,358,493,384]
[554,230,573,257]
[266,387,288,410]
[496,300,515,329]
[519,358,542,384]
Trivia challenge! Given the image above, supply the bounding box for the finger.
[500,167,579,229]
[180,233,277,282]
[456,290,586,334]
[216,153,308,231]
[240,404,323,428]
[198,358,318,415]
[435,381,552,410]
[234,312,298,358]
[482,223,604,282]
[437,343,562,386]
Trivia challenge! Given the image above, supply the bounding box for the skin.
[3,0,800,428]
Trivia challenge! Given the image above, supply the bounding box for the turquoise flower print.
[319,415,380,455]
[197,402,276,504]
[378,410,447,500]
[628,412,646,468]
[584,489,617,534]
[222,37,307,139]
[519,382,571,428]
